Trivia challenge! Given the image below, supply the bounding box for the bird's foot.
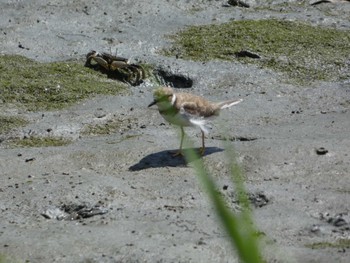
[199,147,205,156]
[171,150,183,157]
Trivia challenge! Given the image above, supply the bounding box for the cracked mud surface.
[1,0,350,262]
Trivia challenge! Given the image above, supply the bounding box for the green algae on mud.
[0,55,127,111]
[10,136,71,148]
[81,117,137,136]
[305,239,350,250]
[163,19,350,84]
[0,115,28,135]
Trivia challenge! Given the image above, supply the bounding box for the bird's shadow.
[128,147,223,171]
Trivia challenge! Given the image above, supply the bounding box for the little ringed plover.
[148,86,242,156]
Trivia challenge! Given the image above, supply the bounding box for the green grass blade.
[183,139,263,263]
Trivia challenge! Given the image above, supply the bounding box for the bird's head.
[148,87,174,108]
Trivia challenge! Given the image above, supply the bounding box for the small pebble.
[316,147,328,155]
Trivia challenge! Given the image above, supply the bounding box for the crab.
[85,50,145,85]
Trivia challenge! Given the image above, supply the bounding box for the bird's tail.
[217,98,243,110]
[189,118,210,135]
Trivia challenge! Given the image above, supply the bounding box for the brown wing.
[180,101,217,117]
[181,102,201,116]
[175,92,218,117]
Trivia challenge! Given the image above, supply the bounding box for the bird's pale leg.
[199,130,206,156]
[172,127,184,157]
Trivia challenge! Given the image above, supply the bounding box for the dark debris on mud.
[42,202,108,221]
[154,67,193,89]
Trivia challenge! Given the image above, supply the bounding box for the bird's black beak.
[148,100,157,107]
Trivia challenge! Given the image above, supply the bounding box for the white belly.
[161,112,193,127]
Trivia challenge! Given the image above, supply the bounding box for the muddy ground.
[0,0,350,262]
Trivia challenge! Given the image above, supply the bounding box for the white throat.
[171,94,176,105]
